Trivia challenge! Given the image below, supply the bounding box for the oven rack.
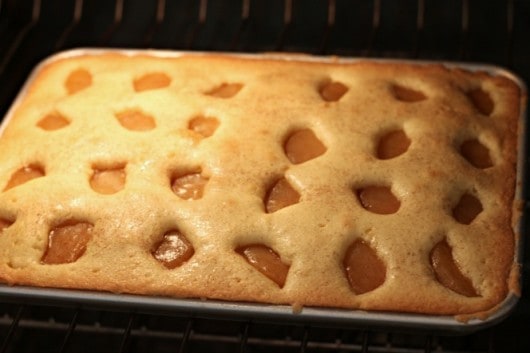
[0,303,499,353]
[0,1,529,352]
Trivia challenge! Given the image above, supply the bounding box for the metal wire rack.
[0,303,501,353]
[0,1,529,352]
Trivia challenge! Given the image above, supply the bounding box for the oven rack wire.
[0,303,498,353]
[0,0,529,352]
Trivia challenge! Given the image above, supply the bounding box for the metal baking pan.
[0,283,521,333]
[0,49,526,333]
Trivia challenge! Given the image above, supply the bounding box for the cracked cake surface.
[0,51,522,317]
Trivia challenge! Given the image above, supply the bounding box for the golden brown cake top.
[0,51,522,318]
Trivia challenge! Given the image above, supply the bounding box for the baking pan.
[0,283,521,332]
[0,49,526,333]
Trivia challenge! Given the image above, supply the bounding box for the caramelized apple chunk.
[343,240,386,294]
[152,230,194,269]
[460,139,493,169]
[37,112,70,130]
[41,221,93,264]
[391,84,426,102]
[115,110,156,131]
[357,186,400,214]
[376,129,411,159]
[430,239,478,297]
[284,129,327,164]
[65,69,92,94]
[237,244,289,287]
[0,218,13,232]
[90,166,126,194]
[4,165,45,191]
[467,88,494,116]
[205,83,243,98]
[133,73,171,92]
[319,81,348,102]
[188,116,219,138]
[171,172,208,200]
[264,178,300,213]
[452,193,483,225]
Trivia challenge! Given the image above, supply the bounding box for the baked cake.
[0,51,522,317]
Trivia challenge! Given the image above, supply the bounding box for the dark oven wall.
[0,1,529,353]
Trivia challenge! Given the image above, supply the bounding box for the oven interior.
[0,0,529,352]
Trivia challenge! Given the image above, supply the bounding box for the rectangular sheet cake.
[0,51,523,319]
